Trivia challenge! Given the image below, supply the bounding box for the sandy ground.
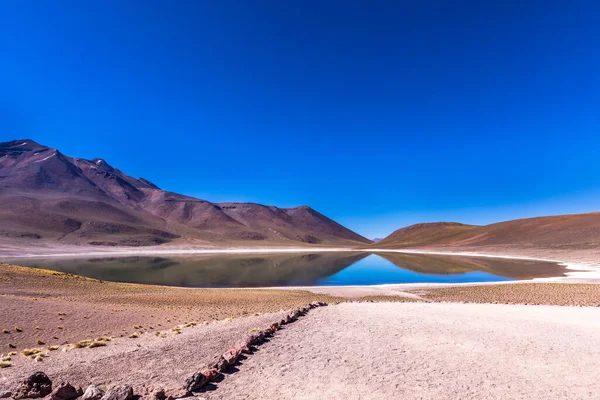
[2,260,600,399]
[0,264,338,350]
[209,302,600,400]
[0,310,290,396]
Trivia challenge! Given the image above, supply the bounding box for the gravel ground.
[208,302,600,400]
[0,310,289,397]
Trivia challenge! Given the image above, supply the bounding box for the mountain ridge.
[0,139,371,247]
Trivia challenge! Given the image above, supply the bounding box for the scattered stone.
[222,349,239,366]
[15,371,53,399]
[202,368,220,382]
[99,385,132,400]
[184,372,207,393]
[51,382,79,400]
[248,332,262,345]
[215,355,229,372]
[82,385,104,400]
[236,341,251,354]
[150,387,165,400]
[0,391,12,399]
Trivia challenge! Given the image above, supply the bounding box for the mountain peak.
[91,158,111,168]
[0,139,47,153]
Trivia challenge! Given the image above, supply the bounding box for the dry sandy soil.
[0,264,338,351]
[2,260,600,399]
[210,302,600,400]
[0,308,292,397]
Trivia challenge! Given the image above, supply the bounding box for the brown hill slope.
[376,222,478,248]
[377,213,600,251]
[0,139,371,247]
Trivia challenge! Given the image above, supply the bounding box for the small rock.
[201,369,220,382]
[222,349,238,365]
[151,387,165,400]
[0,391,12,399]
[207,354,229,372]
[15,371,53,399]
[237,343,251,354]
[51,383,79,400]
[248,332,262,345]
[82,386,104,400]
[215,356,229,372]
[184,372,207,393]
[99,385,132,400]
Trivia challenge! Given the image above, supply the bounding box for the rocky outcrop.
[15,372,52,399]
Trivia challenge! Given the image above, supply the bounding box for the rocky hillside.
[0,139,371,247]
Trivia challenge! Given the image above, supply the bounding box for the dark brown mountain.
[0,139,371,247]
[376,214,600,251]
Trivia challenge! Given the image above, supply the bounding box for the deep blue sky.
[1,1,599,238]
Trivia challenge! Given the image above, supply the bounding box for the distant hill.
[377,214,600,251]
[0,139,372,247]
[376,222,478,248]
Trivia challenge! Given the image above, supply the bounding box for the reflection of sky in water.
[315,255,512,286]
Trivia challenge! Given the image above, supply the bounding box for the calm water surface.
[5,252,565,287]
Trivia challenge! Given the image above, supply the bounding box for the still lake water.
[5,252,565,287]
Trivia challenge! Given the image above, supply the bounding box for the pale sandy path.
[208,302,600,400]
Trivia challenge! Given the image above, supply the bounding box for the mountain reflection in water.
[5,252,565,287]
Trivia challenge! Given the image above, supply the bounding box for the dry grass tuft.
[0,361,11,368]
[88,341,107,348]
[71,339,93,349]
[128,332,140,339]
[47,345,60,351]
[22,348,43,356]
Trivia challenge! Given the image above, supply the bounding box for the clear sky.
[1,1,599,238]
